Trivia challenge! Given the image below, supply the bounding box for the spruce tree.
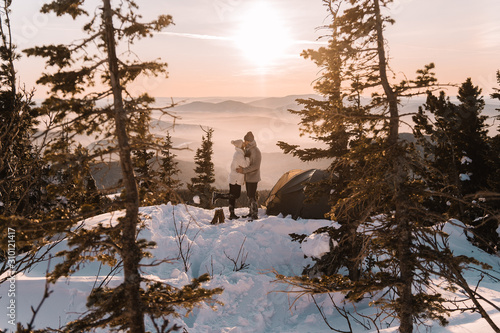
[413,91,461,213]
[23,1,221,332]
[73,145,107,217]
[413,79,500,253]
[490,70,500,192]
[413,79,491,216]
[278,1,369,281]
[455,79,491,195]
[275,1,500,332]
[132,147,155,204]
[132,142,156,206]
[131,104,159,206]
[0,0,72,288]
[0,0,40,218]
[481,70,500,251]
[189,127,216,209]
[489,70,500,193]
[492,70,500,115]
[158,132,183,204]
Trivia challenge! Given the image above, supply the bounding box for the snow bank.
[1,204,500,333]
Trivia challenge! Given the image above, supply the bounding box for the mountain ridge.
[169,94,323,113]
[171,100,273,113]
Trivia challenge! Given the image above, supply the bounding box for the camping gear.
[264,169,331,220]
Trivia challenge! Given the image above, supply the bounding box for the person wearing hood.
[236,131,261,220]
[212,139,249,219]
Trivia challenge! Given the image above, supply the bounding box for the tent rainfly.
[263,169,331,220]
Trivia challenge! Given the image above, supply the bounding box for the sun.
[233,3,293,68]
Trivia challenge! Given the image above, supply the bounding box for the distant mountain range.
[247,94,319,109]
[169,94,321,113]
[171,100,272,113]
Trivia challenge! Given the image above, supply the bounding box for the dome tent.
[264,169,331,220]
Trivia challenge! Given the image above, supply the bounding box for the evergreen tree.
[0,89,41,217]
[413,91,461,213]
[132,140,156,206]
[481,70,500,251]
[0,0,72,289]
[131,106,159,205]
[413,79,499,252]
[413,79,491,213]
[455,79,490,195]
[38,140,108,220]
[275,1,499,332]
[72,145,107,217]
[278,1,367,281]
[24,1,221,332]
[158,132,183,204]
[189,127,215,208]
[489,70,500,192]
[0,0,40,218]
[132,146,155,204]
[492,70,500,116]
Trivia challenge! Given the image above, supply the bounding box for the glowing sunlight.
[233,2,293,69]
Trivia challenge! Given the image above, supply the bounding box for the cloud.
[158,31,326,46]
[157,31,232,41]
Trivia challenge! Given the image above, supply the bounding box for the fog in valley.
[75,94,499,191]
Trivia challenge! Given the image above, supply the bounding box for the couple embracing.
[213,131,261,221]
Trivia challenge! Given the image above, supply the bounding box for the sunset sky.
[9,0,500,99]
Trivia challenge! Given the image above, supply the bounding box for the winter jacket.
[228,147,249,185]
[242,140,261,183]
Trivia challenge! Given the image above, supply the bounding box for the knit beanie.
[231,139,244,148]
[244,131,254,142]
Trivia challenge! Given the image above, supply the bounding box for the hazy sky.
[9,0,500,98]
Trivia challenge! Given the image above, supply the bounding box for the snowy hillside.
[1,204,500,332]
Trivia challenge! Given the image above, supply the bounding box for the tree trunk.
[396,205,414,333]
[102,1,144,332]
[373,0,399,146]
[373,1,413,331]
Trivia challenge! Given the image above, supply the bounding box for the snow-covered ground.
[1,203,500,332]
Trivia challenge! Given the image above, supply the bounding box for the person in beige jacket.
[212,139,249,219]
[236,131,261,220]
